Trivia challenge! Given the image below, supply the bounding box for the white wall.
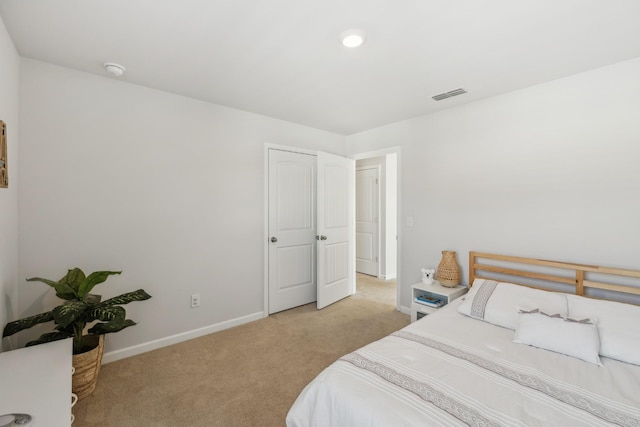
[18,59,345,360]
[0,16,19,352]
[347,57,640,310]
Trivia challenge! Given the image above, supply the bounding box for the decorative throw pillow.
[513,309,602,366]
[567,295,640,365]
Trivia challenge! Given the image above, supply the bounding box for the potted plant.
[2,268,151,399]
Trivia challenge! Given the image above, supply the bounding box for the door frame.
[350,146,402,314]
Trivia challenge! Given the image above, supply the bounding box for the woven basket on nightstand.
[437,250,461,288]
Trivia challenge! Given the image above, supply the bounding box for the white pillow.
[567,295,640,365]
[513,310,602,366]
[458,279,568,330]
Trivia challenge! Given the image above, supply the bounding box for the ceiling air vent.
[432,88,467,101]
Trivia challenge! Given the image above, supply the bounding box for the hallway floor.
[354,273,396,306]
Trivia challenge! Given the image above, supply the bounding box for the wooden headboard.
[469,252,640,303]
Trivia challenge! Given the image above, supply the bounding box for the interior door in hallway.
[317,152,355,309]
[268,149,317,314]
[355,167,379,276]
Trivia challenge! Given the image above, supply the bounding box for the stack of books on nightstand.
[415,294,444,308]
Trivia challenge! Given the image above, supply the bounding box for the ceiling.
[1,1,640,135]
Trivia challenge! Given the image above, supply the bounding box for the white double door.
[268,149,355,314]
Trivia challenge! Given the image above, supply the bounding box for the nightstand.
[411,281,467,322]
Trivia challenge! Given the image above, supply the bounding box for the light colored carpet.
[73,275,407,426]
[353,273,397,305]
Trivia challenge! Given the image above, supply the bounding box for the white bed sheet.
[286,299,640,427]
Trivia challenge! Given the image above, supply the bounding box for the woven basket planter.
[72,334,105,401]
[437,250,461,288]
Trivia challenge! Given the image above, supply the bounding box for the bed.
[286,252,640,427]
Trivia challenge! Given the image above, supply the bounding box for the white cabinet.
[411,281,467,322]
[0,339,73,426]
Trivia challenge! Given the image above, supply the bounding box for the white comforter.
[286,299,640,427]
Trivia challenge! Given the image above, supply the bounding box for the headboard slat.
[576,270,585,296]
[473,275,549,292]
[473,263,575,286]
[583,280,640,296]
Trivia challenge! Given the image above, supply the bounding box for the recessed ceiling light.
[340,30,366,48]
[104,62,126,77]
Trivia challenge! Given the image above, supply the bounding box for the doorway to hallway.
[354,150,399,309]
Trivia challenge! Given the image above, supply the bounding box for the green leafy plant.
[2,269,151,354]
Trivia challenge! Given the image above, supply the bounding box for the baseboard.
[102,311,265,364]
[399,305,411,315]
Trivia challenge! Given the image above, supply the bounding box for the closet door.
[268,149,317,314]
[317,152,355,309]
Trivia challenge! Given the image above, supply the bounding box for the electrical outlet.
[191,294,201,308]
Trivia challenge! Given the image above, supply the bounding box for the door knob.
[270,237,278,243]
[320,235,327,240]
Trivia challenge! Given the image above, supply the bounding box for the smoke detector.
[104,62,126,77]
